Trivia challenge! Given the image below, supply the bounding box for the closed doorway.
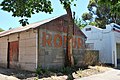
[7,41,19,68]
[116,43,120,65]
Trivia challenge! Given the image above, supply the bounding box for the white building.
[82,23,120,67]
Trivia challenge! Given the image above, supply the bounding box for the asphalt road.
[75,69,120,80]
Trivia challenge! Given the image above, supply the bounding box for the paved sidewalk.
[75,69,120,80]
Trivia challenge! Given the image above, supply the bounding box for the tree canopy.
[0,0,53,26]
[0,0,76,26]
[82,0,120,28]
[82,12,92,21]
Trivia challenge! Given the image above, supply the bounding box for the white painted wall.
[82,23,120,66]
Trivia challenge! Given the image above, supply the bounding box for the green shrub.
[73,56,78,66]
[35,65,53,78]
[59,67,75,75]
[35,65,43,75]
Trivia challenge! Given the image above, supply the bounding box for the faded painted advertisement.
[38,29,85,68]
[40,30,84,49]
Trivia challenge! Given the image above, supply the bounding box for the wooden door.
[8,41,19,68]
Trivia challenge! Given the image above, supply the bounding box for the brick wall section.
[38,29,64,68]
[0,36,8,67]
[38,15,86,69]
[0,29,37,71]
[19,30,37,71]
[9,33,19,42]
[38,30,85,69]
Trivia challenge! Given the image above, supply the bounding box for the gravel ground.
[0,66,113,80]
[75,69,120,80]
[72,66,112,79]
[0,67,36,80]
[0,67,68,80]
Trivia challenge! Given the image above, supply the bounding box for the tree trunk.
[65,6,74,67]
[59,0,74,67]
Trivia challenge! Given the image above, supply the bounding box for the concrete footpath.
[75,69,120,80]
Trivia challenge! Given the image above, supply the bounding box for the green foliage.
[35,65,50,76]
[35,65,76,79]
[0,28,4,32]
[82,12,92,21]
[89,22,97,26]
[35,66,79,80]
[97,0,120,17]
[9,27,12,30]
[19,19,29,26]
[60,0,76,9]
[60,67,73,74]
[35,65,43,75]
[74,18,85,29]
[49,66,76,75]
[75,18,97,29]
[86,0,120,28]
[58,67,76,80]
[81,12,94,27]
[73,56,78,66]
[0,0,53,17]
[0,0,53,26]
[0,0,76,26]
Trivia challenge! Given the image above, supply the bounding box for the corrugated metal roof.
[0,14,64,37]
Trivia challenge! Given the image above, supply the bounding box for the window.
[85,28,91,31]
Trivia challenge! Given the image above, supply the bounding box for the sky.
[0,0,89,30]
